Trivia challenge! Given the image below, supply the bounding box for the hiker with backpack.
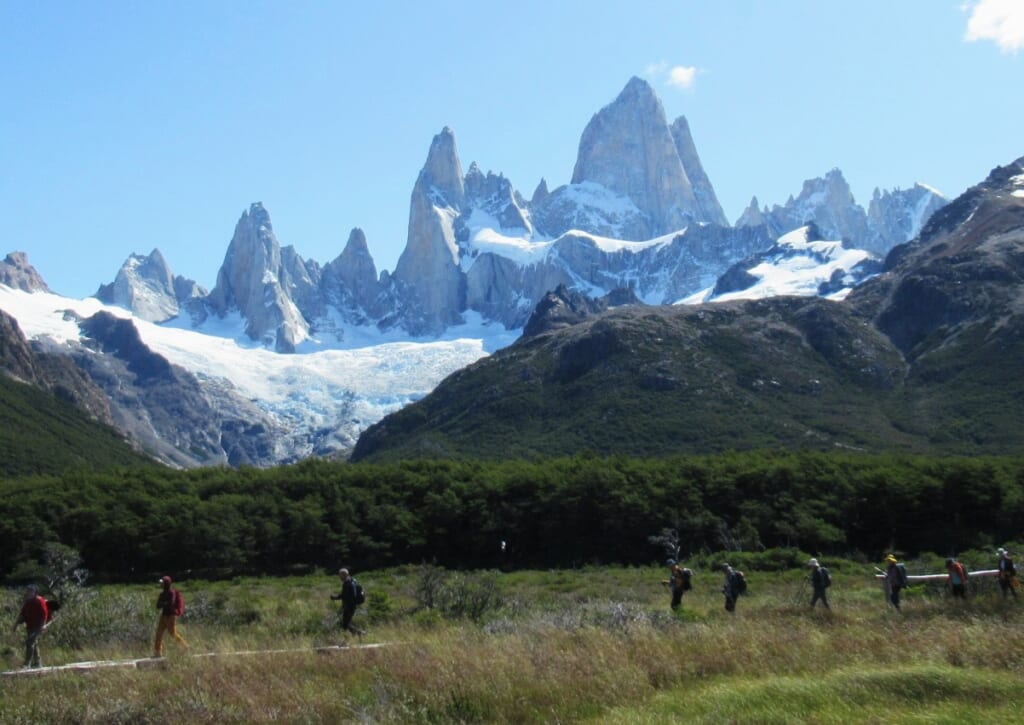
[997,548,1018,599]
[884,555,908,610]
[330,568,365,637]
[663,559,692,610]
[945,557,968,599]
[722,563,746,612]
[153,575,189,657]
[11,585,49,668]
[808,558,831,609]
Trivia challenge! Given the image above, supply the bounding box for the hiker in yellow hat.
[884,555,907,610]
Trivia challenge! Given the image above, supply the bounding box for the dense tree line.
[1,452,1022,581]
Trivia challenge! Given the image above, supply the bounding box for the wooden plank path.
[873,568,1000,583]
[1,642,399,679]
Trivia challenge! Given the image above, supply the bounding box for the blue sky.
[2,1,1022,299]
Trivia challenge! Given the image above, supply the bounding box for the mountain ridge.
[351,155,1024,462]
[0,77,970,467]
[86,77,946,348]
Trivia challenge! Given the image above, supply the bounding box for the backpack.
[352,578,365,606]
[680,568,693,592]
[173,589,185,617]
[895,562,909,588]
[732,570,748,595]
[45,599,61,623]
[820,567,832,588]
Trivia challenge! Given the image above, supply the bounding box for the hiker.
[997,548,1017,599]
[884,555,907,610]
[154,575,188,657]
[946,557,968,599]
[722,563,744,612]
[11,585,48,668]
[808,558,831,609]
[330,568,364,636]
[663,559,692,610]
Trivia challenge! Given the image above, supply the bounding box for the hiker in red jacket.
[153,575,189,657]
[11,585,49,668]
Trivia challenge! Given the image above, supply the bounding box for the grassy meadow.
[2,562,1023,723]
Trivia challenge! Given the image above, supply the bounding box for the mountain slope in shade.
[0,309,152,476]
[351,156,1024,462]
[0,285,517,465]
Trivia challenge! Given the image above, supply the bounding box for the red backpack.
[172,589,185,617]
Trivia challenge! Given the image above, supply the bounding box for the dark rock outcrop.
[0,252,50,293]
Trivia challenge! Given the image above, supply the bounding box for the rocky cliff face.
[853,156,1024,357]
[865,184,948,255]
[321,228,388,325]
[522,284,640,338]
[207,203,310,352]
[462,163,532,233]
[0,252,50,293]
[738,171,947,257]
[95,249,206,323]
[671,116,728,227]
[569,77,700,238]
[391,128,468,336]
[0,308,114,425]
[759,169,870,244]
[90,77,944,350]
[72,310,287,467]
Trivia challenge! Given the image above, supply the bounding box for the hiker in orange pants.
[154,576,189,657]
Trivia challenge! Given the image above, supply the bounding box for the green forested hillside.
[351,159,1024,463]
[0,374,152,477]
[2,452,1022,581]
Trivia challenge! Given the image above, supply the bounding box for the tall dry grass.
[1,566,1022,722]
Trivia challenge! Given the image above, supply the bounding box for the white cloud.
[667,66,698,90]
[964,0,1024,53]
[645,61,700,91]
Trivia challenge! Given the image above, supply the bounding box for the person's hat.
[885,555,897,564]
[722,563,731,569]
[667,559,676,566]
[160,575,172,585]
[808,558,818,566]
[998,548,1007,555]
[945,557,954,565]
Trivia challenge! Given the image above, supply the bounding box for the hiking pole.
[793,575,808,605]
[874,567,890,606]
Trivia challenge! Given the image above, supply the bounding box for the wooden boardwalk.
[1,642,397,679]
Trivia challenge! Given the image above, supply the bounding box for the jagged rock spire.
[208,202,309,352]
[419,126,464,209]
[392,129,468,335]
[571,76,700,236]
[670,116,728,226]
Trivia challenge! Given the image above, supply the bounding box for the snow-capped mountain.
[0,283,516,466]
[684,225,883,304]
[94,77,945,351]
[0,77,953,466]
[736,170,946,256]
[865,183,948,256]
[95,248,206,324]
